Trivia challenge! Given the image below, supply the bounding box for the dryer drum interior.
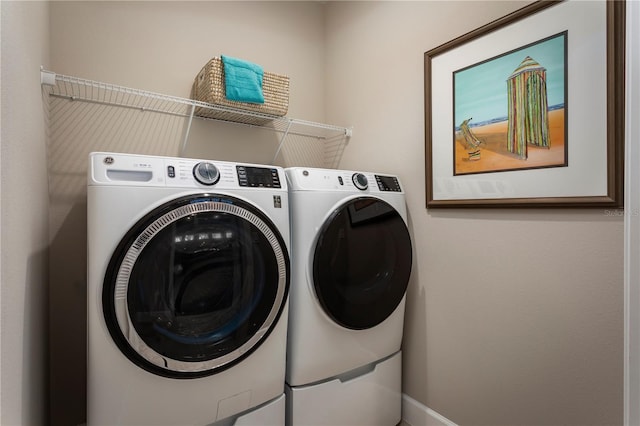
[313,197,412,330]
[102,194,290,379]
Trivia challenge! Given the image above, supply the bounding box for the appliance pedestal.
[218,393,284,426]
[285,351,401,426]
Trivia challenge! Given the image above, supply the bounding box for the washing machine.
[87,152,290,425]
[284,167,413,426]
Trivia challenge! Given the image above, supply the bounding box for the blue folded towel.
[221,55,265,104]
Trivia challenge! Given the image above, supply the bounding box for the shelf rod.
[48,93,190,119]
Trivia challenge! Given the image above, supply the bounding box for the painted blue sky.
[454,33,566,127]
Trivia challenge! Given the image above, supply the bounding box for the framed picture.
[425,0,625,208]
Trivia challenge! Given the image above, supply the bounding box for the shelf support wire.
[325,130,351,169]
[271,120,293,164]
[181,104,196,156]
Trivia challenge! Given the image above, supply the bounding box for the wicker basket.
[191,57,289,124]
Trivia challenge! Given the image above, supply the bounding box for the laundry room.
[2,1,638,426]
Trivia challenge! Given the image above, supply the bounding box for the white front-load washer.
[284,167,413,426]
[87,152,290,425]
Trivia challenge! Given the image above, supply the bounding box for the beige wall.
[325,1,624,425]
[2,1,625,424]
[0,1,50,425]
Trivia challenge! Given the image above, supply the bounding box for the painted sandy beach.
[454,108,566,175]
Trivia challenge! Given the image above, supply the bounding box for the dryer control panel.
[286,167,404,194]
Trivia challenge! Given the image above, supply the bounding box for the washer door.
[102,194,289,379]
[312,197,412,330]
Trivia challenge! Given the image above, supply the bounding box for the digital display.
[375,175,401,192]
[237,166,281,188]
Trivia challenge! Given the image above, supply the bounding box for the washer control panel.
[89,152,286,190]
[236,166,281,188]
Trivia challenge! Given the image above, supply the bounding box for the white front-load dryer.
[284,167,413,426]
[87,152,290,425]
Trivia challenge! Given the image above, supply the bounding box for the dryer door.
[102,194,289,379]
[312,197,412,330]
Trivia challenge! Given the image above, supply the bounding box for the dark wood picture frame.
[425,0,625,208]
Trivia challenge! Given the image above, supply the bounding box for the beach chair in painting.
[459,118,482,161]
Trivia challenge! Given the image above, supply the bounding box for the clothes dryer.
[87,152,290,425]
[284,167,412,426]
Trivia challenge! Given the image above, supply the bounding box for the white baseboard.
[402,394,458,426]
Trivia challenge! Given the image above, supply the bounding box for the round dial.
[193,162,220,186]
[352,173,368,190]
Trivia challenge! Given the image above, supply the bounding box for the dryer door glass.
[102,194,289,379]
[313,197,412,329]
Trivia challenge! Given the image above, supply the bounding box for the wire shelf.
[40,69,351,168]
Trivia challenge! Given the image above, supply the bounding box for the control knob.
[352,173,368,190]
[193,162,220,186]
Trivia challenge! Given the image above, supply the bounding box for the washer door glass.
[312,197,412,330]
[103,194,289,379]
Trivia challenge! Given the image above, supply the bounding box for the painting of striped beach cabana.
[453,32,567,176]
[507,56,550,159]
